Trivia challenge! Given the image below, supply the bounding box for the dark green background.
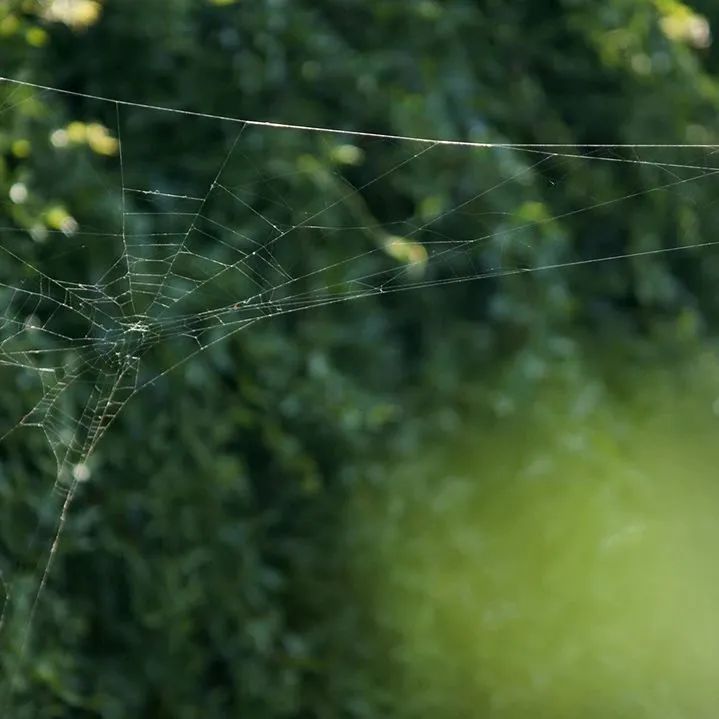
[2,1,719,716]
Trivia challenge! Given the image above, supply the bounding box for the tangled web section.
[1,75,719,651]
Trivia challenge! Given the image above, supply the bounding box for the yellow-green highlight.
[349,360,719,717]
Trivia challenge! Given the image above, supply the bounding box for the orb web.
[1,75,719,685]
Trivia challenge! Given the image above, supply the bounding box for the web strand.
[3,75,719,149]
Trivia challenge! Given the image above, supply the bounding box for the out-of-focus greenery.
[351,359,719,718]
[2,0,719,716]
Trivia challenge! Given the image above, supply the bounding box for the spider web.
[2,76,719,680]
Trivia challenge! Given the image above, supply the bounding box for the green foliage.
[2,0,719,716]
